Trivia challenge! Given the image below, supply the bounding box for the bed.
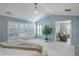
[0,39,47,56]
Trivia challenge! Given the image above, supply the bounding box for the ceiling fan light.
[34,10,38,14]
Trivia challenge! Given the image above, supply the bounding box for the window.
[37,25,42,35]
[8,21,35,39]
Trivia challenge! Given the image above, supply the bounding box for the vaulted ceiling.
[0,3,79,22]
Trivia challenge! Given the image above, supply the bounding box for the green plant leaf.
[42,25,52,35]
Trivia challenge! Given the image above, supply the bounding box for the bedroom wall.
[0,15,34,42]
[36,15,79,45]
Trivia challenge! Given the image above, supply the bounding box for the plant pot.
[45,38,48,42]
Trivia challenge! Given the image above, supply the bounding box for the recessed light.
[65,9,71,12]
[6,11,12,14]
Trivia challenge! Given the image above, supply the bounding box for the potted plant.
[42,25,52,41]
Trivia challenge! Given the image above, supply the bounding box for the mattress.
[0,39,47,56]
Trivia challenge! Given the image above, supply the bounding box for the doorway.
[55,20,71,45]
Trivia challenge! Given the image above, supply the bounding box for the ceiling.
[0,3,79,22]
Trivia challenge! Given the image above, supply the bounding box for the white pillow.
[7,39,23,45]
